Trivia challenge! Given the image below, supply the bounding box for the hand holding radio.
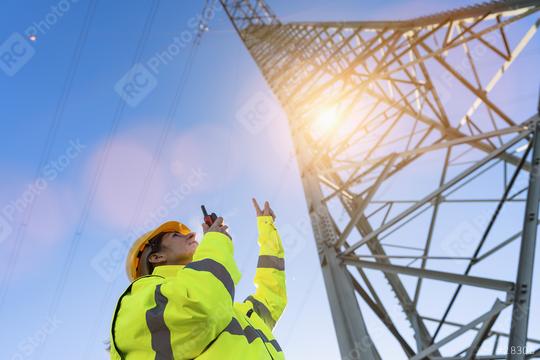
[201,205,231,239]
[201,205,217,226]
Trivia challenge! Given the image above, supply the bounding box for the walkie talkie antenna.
[201,205,218,226]
[201,205,209,217]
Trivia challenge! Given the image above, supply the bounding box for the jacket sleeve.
[159,231,242,358]
[245,216,287,330]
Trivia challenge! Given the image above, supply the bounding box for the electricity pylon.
[220,0,540,358]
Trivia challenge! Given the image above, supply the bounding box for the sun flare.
[313,107,339,136]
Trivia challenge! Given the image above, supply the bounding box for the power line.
[35,1,163,358]
[0,0,100,313]
[81,1,216,357]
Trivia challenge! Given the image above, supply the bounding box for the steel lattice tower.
[220,1,540,358]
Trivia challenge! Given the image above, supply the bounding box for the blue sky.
[0,1,539,359]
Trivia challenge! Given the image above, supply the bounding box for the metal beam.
[335,154,397,247]
[220,1,540,357]
[293,127,380,359]
[342,258,515,292]
[432,132,533,341]
[465,301,504,359]
[422,316,540,344]
[458,19,539,128]
[364,87,533,171]
[508,118,540,359]
[320,245,381,359]
[343,130,531,255]
[286,2,539,29]
[410,300,509,360]
[348,270,416,357]
[323,125,526,172]
[334,173,439,354]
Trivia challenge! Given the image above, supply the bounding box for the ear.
[148,252,167,265]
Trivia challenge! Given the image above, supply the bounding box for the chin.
[182,245,197,258]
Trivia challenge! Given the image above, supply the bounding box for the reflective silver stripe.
[257,255,285,271]
[112,275,162,358]
[256,329,283,352]
[270,339,282,352]
[186,259,235,300]
[146,284,173,360]
[223,318,283,352]
[224,317,259,343]
[245,295,276,329]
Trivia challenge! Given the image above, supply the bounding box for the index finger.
[252,198,262,215]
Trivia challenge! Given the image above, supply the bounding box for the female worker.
[109,199,286,359]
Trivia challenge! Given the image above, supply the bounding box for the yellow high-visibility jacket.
[109,216,286,359]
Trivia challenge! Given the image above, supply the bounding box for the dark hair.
[145,232,166,274]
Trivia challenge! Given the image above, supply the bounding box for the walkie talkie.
[201,205,218,226]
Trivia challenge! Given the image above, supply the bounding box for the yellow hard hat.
[125,220,192,282]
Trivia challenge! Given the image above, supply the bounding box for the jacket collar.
[152,264,185,278]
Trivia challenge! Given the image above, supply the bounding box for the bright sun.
[313,107,338,136]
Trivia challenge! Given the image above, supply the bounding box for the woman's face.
[158,231,199,264]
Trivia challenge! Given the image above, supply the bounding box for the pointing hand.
[252,198,276,221]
